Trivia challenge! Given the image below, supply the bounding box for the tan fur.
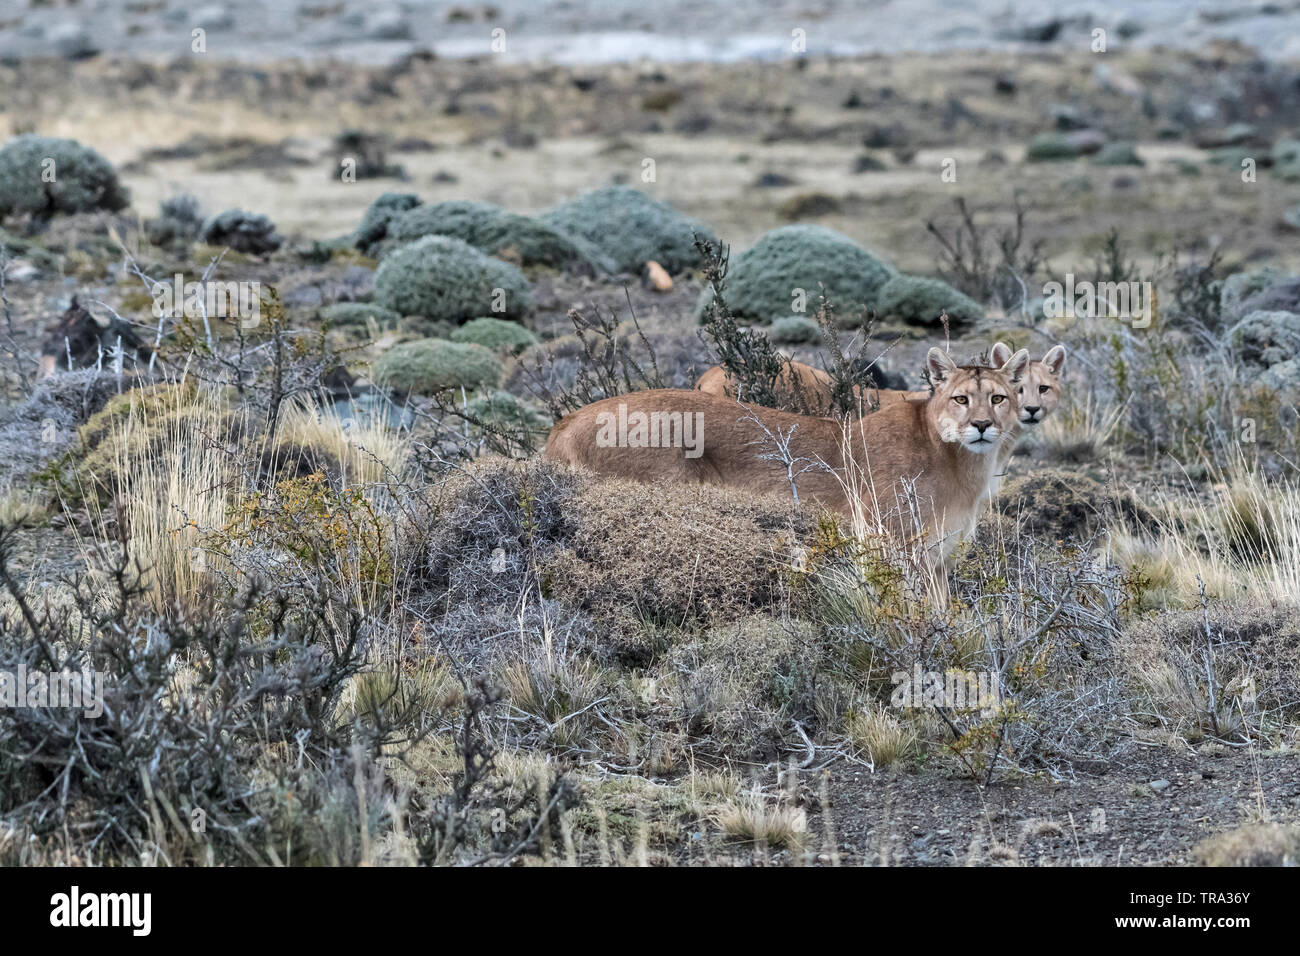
[695,360,920,415]
[988,342,1067,482]
[548,348,1029,589]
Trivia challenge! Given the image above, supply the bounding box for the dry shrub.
[665,616,821,759]
[417,457,812,658]
[543,474,811,646]
[988,468,1152,544]
[1195,824,1300,866]
[1121,598,1300,743]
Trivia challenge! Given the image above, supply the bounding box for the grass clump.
[374,235,531,323]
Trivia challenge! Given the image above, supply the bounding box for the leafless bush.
[925,194,1047,312]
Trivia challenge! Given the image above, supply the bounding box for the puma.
[988,341,1067,481]
[547,347,1030,595]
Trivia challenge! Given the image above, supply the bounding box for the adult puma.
[695,360,916,416]
[547,347,1030,590]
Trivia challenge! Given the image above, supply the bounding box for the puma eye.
[991,394,1005,404]
[1039,385,1051,394]
[953,395,968,405]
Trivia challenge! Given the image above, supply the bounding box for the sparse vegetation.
[3,28,1299,872]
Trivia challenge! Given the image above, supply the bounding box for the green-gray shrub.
[767,315,821,344]
[0,135,129,219]
[1025,132,1084,161]
[320,302,402,328]
[1092,141,1144,166]
[451,316,538,354]
[465,390,548,431]
[388,200,614,272]
[875,274,984,326]
[541,186,716,273]
[354,192,421,255]
[373,235,531,323]
[697,224,894,324]
[372,338,503,394]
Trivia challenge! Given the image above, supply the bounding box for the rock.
[39,299,150,378]
[993,73,1017,96]
[1282,205,1300,232]
[1150,779,1171,792]
[645,260,673,292]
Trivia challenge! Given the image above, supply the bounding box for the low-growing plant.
[372,338,503,395]
[374,235,531,323]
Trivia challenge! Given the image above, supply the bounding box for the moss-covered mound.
[874,274,984,327]
[541,186,716,273]
[387,200,614,272]
[0,135,129,219]
[450,317,538,354]
[372,338,503,394]
[373,235,531,323]
[698,224,894,324]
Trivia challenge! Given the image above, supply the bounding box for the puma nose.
[1023,405,1041,416]
[971,419,992,433]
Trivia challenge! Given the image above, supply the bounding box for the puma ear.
[1043,344,1066,375]
[1000,348,1031,384]
[926,347,958,383]
[990,341,1013,367]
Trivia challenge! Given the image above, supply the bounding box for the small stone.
[1150,779,1171,792]
[645,260,673,293]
